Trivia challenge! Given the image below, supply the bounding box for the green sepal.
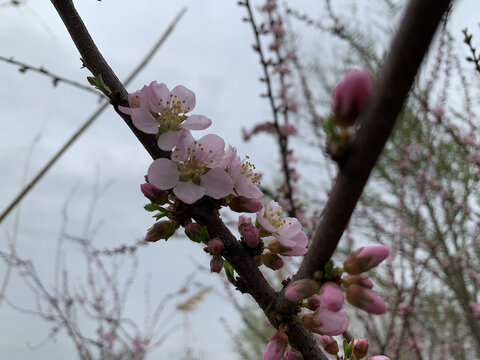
[87,74,111,96]
[324,260,334,275]
[343,338,353,358]
[324,115,339,141]
[224,261,235,285]
[144,203,164,212]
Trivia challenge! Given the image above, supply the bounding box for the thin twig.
[0,7,187,225]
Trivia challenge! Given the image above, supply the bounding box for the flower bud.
[229,196,264,213]
[369,356,390,360]
[284,279,320,303]
[184,223,209,243]
[342,274,374,289]
[262,331,288,360]
[145,220,177,242]
[346,285,386,314]
[353,338,369,358]
[207,237,224,254]
[331,69,372,127]
[262,252,284,270]
[242,224,260,248]
[237,215,253,235]
[318,335,339,355]
[140,183,168,204]
[343,245,389,275]
[210,255,224,273]
[283,349,303,360]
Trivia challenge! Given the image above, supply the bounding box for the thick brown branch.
[275,0,454,312]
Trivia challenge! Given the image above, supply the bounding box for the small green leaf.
[224,261,235,285]
[144,203,163,212]
[87,74,111,96]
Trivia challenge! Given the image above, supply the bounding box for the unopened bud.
[184,223,210,244]
[353,338,369,358]
[284,279,319,303]
[229,196,264,213]
[283,349,303,360]
[140,183,168,204]
[346,285,386,314]
[331,69,372,127]
[237,215,253,235]
[342,274,374,289]
[145,220,177,242]
[210,255,224,273]
[262,252,284,270]
[343,245,389,275]
[242,224,260,248]
[207,237,224,254]
[318,335,339,355]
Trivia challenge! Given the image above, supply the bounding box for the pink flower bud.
[145,221,177,242]
[346,285,387,314]
[353,338,369,358]
[238,215,253,234]
[369,356,390,360]
[242,224,260,248]
[207,237,224,254]
[318,335,339,355]
[210,255,224,273]
[279,123,298,137]
[140,183,168,204]
[342,274,374,289]
[343,245,389,275]
[318,282,344,312]
[262,331,288,360]
[284,279,320,303]
[283,349,303,360]
[262,252,284,270]
[229,196,264,213]
[184,223,209,243]
[303,307,349,336]
[331,69,372,127]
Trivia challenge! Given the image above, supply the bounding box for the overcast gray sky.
[0,0,479,359]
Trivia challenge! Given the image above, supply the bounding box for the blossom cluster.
[263,245,390,359]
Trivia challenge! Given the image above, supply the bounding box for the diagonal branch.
[276,0,454,313]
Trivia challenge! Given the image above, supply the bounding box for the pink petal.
[148,81,171,113]
[256,208,277,233]
[124,107,159,134]
[182,114,212,130]
[202,168,234,199]
[147,158,179,190]
[235,176,263,198]
[171,85,196,112]
[196,134,226,164]
[157,130,183,151]
[173,181,206,204]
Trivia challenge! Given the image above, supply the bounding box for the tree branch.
[276,0,454,312]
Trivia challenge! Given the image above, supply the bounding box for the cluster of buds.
[262,245,389,359]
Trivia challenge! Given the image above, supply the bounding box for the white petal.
[147,158,179,190]
[158,130,182,151]
[173,181,205,204]
[148,81,170,113]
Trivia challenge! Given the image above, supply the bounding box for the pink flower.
[223,146,263,199]
[353,338,369,358]
[331,69,372,127]
[263,331,288,360]
[284,279,320,302]
[147,133,234,204]
[303,307,349,336]
[307,282,344,312]
[466,151,480,164]
[346,285,387,314]
[257,200,308,255]
[343,245,389,275]
[119,82,211,150]
[460,134,476,147]
[317,335,339,355]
